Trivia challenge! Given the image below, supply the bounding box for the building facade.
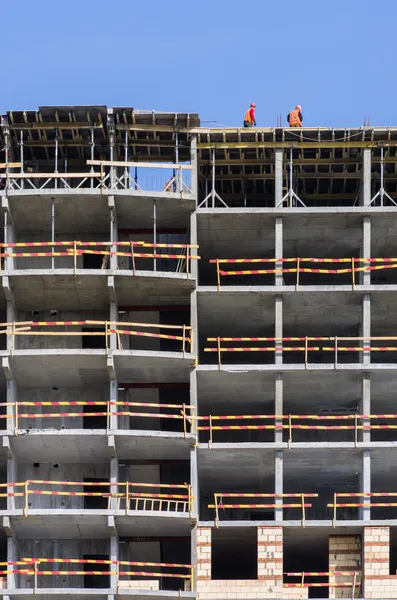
[0,106,395,599]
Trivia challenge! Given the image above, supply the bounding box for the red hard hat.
[250,102,256,108]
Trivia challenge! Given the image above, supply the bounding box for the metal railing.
[284,571,361,598]
[205,335,396,367]
[211,257,397,290]
[0,240,199,276]
[197,413,397,444]
[328,492,397,525]
[1,319,193,354]
[0,400,195,434]
[208,492,318,525]
[7,557,193,592]
[0,481,193,516]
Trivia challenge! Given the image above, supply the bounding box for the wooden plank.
[8,123,103,130]
[7,172,101,179]
[87,160,192,170]
[0,162,22,169]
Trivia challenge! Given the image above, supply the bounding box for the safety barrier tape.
[110,328,191,343]
[209,257,397,264]
[207,336,327,341]
[328,502,397,508]
[23,558,192,568]
[284,572,359,576]
[204,347,321,352]
[211,503,313,509]
[14,400,191,410]
[335,492,397,497]
[214,493,318,498]
[0,250,199,260]
[24,480,189,489]
[2,241,197,249]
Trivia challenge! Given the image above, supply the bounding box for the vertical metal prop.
[20,130,24,190]
[211,149,216,207]
[90,128,94,189]
[124,129,128,189]
[153,200,157,272]
[54,129,59,190]
[51,198,55,270]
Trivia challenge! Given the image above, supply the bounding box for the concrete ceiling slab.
[198,448,275,488]
[115,273,194,306]
[115,515,193,536]
[11,432,111,463]
[10,352,109,387]
[11,514,110,539]
[9,193,109,235]
[114,353,193,383]
[115,195,194,229]
[115,432,193,461]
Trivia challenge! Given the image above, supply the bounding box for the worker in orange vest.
[287,105,303,128]
[243,103,256,128]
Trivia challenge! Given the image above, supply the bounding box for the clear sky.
[2,0,396,128]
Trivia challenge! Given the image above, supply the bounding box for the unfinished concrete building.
[0,106,396,599]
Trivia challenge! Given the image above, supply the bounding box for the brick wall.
[329,535,362,598]
[363,526,397,599]
[196,526,308,599]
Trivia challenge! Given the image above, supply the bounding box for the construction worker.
[243,103,256,128]
[288,105,303,128]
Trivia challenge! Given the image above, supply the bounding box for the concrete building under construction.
[0,105,396,599]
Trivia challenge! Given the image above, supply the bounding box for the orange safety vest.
[289,108,301,126]
[244,108,254,124]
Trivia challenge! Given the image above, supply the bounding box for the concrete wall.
[119,311,161,352]
[17,539,109,588]
[15,462,110,510]
[17,386,108,430]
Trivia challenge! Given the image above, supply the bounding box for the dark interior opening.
[390,528,397,575]
[83,402,107,429]
[82,327,107,349]
[212,528,257,580]
[83,252,104,269]
[83,479,109,509]
[283,532,329,598]
[83,554,110,588]
[160,309,190,352]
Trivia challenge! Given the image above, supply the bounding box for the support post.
[7,534,17,590]
[274,149,283,208]
[360,450,371,522]
[110,534,119,591]
[362,149,371,206]
[108,109,116,189]
[275,217,283,287]
[4,200,16,272]
[190,134,198,202]
[190,447,198,519]
[109,196,118,271]
[110,452,119,512]
[275,450,283,522]
[6,439,16,511]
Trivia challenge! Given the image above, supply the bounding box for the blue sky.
[2,0,395,128]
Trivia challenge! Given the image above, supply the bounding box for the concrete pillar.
[275,451,283,522]
[3,199,15,272]
[6,442,16,511]
[360,450,371,522]
[190,134,198,202]
[190,210,198,282]
[275,296,282,366]
[275,217,283,287]
[6,535,17,589]
[6,379,16,434]
[109,535,119,590]
[109,196,118,271]
[275,374,283,444]
[190,447,198,518]
[109,379,118,431]
[110,453,119,511]
[274,149,283,208]
[361,216,371,286]
[107,109,116,189]
[362,149,371,206]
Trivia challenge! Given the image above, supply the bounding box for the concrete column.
[360,450,371,521]
[361,216,371,286]
[7,535,17,589]
[274,149,283,208]
[110,453,119,511]
[190,525,198,590]
[275,374,283,444]
[362,149,371,206]
[275,296,282,366]
[107,109,116,189]
[275,450,283,522]
[109,534,119,590]
[190,210,198,283]
[3,199,15,272]
[190,447,198,518]
[6,441,16,511]
[6,378,16,434]
[275,217,283,287]
[109,196,118,271]
[109,379,118,431]
[190,134,198,202]
[361,373,371,443]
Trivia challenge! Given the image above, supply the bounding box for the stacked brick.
[328,535,362,598]
[363,526,397,598]
[196,526,308,599]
